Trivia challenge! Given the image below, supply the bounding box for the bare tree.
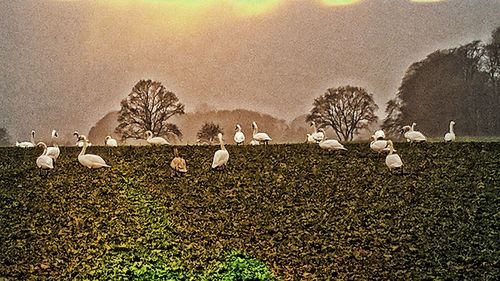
[306,86,378,141]
[197,122,223,144]
[115,79,185,140]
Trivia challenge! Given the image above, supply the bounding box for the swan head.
[36,142,47,149]
[401,125,411,133]
[412,122,417,126]
[145,130,153,137]
[51,130,58,138]
[450,121,456,125]
[105,136,111,141]
[310,121,316,127]
[31,130,35,137]
[251,122,257,128]
[235,124,241,131]
[73,131,80,138]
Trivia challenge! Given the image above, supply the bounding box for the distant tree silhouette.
[306,85,378,141]
[197,122,223,144]
[382,26,500,136]
[115,79,185,140]
[0,128,11,146]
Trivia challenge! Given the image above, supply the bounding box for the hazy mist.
[1,0,500,141]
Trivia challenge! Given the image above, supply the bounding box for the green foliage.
[0,143,499,280]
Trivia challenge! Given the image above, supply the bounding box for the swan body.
[385,140,403,172]
[170,148,187,173]
[249,139,260,146]
[145,130,170,145]
[402,123,426,143]
[370,135,393,153]
[318,129,347,151]
[46,130,60,162]
[309,121,324,143]
[36,142,54,170]
[251,122,272,144]
[234,124,245,145]
[374,129,385,140]
[78,136,110,169]
[306,134,316,143]
[444,121,456,142]
[212,133,229,169]
[105,136,118,147]
[16,130,36,148]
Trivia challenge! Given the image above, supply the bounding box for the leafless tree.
[306,86,378,141]
[115,79,185,140]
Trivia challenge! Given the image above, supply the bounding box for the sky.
[1,0,500,141]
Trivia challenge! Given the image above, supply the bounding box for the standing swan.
[46,130,60,163]
[36,142,54,174]
[385,140,403,173]
[78,136,111,169]
[16,130,36,148]
[444,121,456,142]
[145,130,170,145]
[105,136,118,147]
[234,124,245,145]
[170,148,187,174]
[212,133,229,169]
[251,122,272,145]
[318,129,347,151]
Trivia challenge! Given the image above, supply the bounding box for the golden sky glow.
[320,0,363,7]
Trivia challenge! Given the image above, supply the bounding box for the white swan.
[374,129,385,140]
[36,142,54,172]
[234,124,245,145]
[385,140,403,173]
[46,130,60,162]
[16,130,35,148]
[370,135,394,154]
[401,123,426,143]
[145,130,170,145]
[170,148,187,173]
[105,136,118,147]
[306,134,316,143]
[318,129,347,151]
[74,131,91,147]
[251,122,272,145]
[212,133,229,169]
[249,139,260,146]
[310,121,324,143]
[78,136,111,169]
[444,121,456,142]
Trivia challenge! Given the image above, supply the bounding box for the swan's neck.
[51,135,58,147]
[252,126,258,136]
[312,123,317,133]
[79,141,87,157]
[42,145,47,156]
[449,123,454,134]
[220,141,225,150]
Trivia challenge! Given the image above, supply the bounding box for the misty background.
[1,0,500,143]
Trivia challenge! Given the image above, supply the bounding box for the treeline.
[382,26,500,137]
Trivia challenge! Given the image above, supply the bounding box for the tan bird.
[170,148,187,174]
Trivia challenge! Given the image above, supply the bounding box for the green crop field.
[1,143,499,280]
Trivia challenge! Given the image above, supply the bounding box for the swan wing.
[37,155,54,169]
[234,132,245,144]
[79,154,110,168]
[320,140,347,150]
[312,132,324,142]
[386,154,403,169]
[46,147,60,159]
[253,133,272,141]
[444,133,455,142]
[106,139,118,147]
[370,140,388,152]
[374,130,385,140]
[212,150,229,168]
[18,141,35,148]
[148,137,169,145]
